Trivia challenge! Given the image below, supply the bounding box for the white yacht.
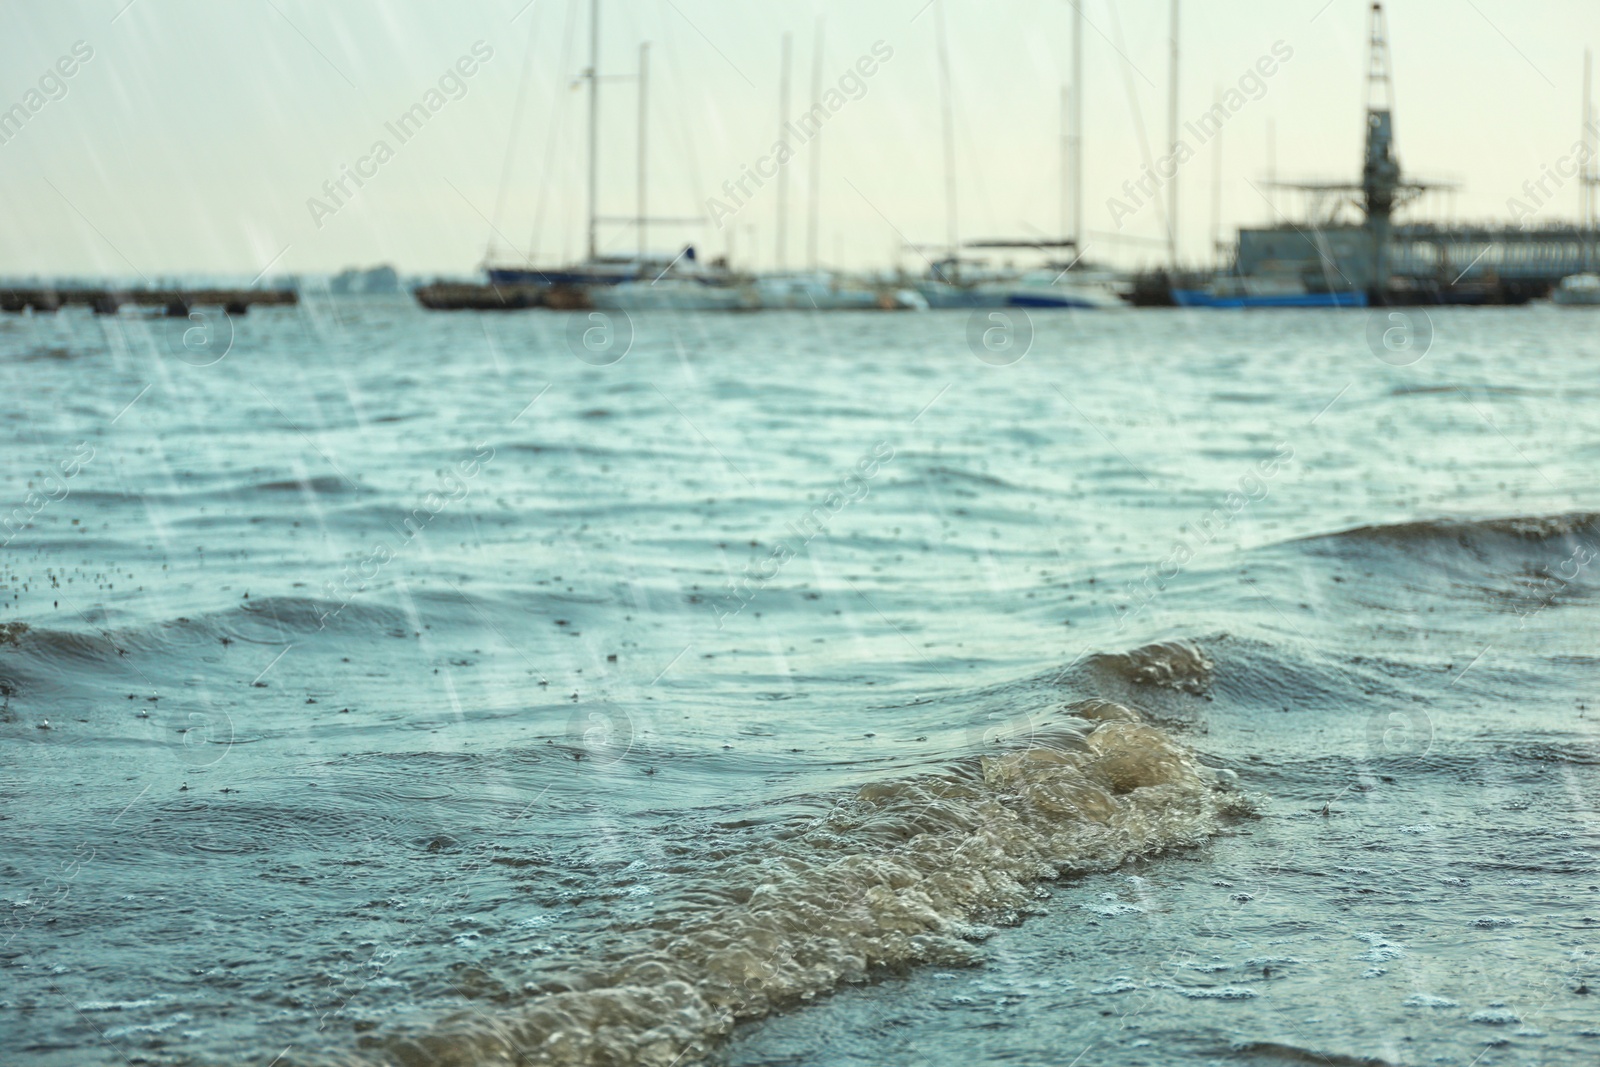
[1551,273,1600,306]
[755,273,927,311]
[989,269,1127,309]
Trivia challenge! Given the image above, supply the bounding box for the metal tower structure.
[1362,2,1401,300]
[1263,3,1444,294]
[1233,5,1597,302]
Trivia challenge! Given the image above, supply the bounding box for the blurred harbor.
[414,1,1600,313]
[4,2,1596,315]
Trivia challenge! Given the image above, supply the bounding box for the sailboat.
[485,1,753,309]
[914,258,1007,308]
[482,6,932,312]
[749,27,925,311]
[913,0,1122,310]
[995,268,1126,308]
[589,247,758,310]
[485,1,632,290]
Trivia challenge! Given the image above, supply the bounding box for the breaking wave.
[1295,511,1600,550]
[341,667,1254,1067]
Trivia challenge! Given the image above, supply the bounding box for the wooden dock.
[0,288,299,315]
[414,282,590,311]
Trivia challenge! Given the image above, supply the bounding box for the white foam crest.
[355,706,1248,1067]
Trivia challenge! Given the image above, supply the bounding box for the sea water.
[2,299,1597,1065]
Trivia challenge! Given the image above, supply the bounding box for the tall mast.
[1070,0,1083,252]
[935,0,959,279]
[488,10,541,266]
[807,18,825,270]
[776,32,793,271]
[1167,0,1179,267]
[1060,86,1070,242]
[1210,86,1223,268]
[637,41,649,262]
[1266,118,1276,221]
[1583,48,1593,229]
[586,0,600,262]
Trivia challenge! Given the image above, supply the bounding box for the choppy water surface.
[2,300,1598,1066]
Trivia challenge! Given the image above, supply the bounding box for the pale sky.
[1,0,1597,278]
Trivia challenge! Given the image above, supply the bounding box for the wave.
[251,475,361,495]
[915,464,1025,493]
[1276,512,1600,622]
[36,475,368,510]
[1228,1040,1398,1066]
[340,650,1255,1067]
[1086,639,1216,697]
[1294,511,1600,550]
[0,596,416,694]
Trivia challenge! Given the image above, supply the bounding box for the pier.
[0,288,298,315]
[413,282,590,311]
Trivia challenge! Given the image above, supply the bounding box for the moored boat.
[1551,272,1600,306]
[993,269,1126,309]
[1173,273,1367,309]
